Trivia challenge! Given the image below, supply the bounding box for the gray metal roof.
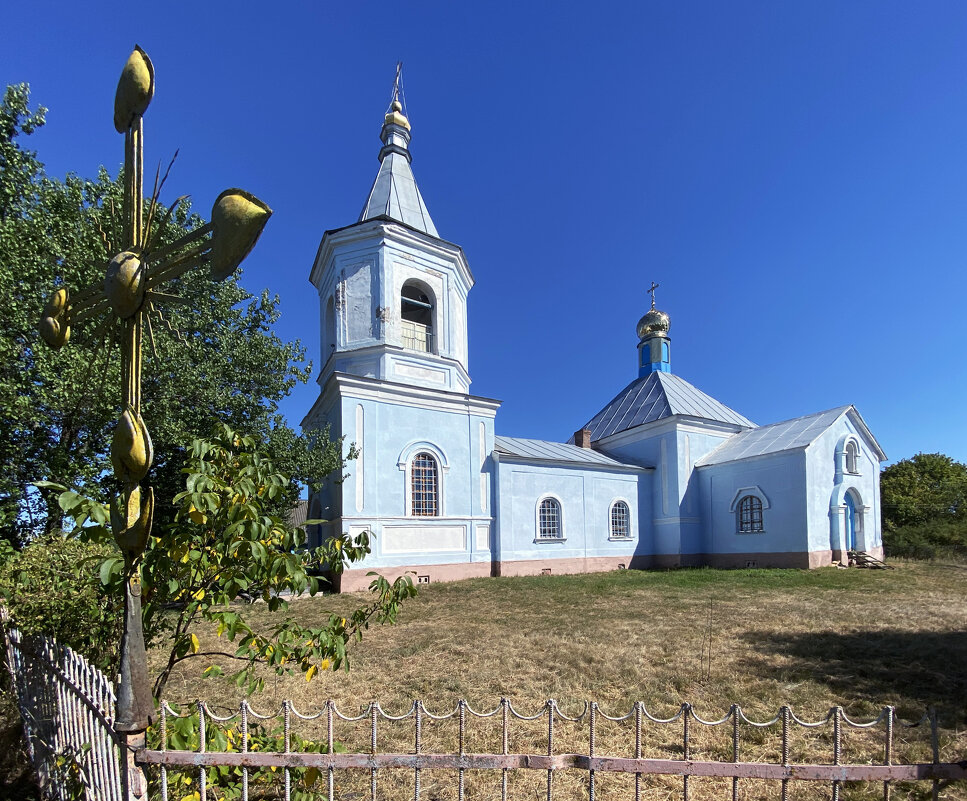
[359,144,438,237]
[288,499,309,528]
[581,372,755,441]
[494,435,643,469]
[695,406,851,466]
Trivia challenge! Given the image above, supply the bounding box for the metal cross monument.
[38,45,271,795]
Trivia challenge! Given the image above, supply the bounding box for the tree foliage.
[0,536,123,673]
[0,83,338,544]
[46,425,416,699]
[880,452,967,559]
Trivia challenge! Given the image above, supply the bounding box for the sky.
[3,2,966,466]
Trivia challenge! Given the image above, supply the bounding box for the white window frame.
[845,440,860,475]
[835,434,863,478]
[535,494,565,542]
[729,486,770,535]
[608,498,633,540]
[398,441,449,517]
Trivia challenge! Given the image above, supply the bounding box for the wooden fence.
[4,625,122,801]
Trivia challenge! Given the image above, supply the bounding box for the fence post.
[120,731,148,801]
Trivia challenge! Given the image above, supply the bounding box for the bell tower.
[302,67,500,590]
[308,70,473,394]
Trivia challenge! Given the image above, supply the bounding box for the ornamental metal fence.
[142,697,966,801]
[4,625,967,801]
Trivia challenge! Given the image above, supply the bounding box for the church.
[301,91,886,592]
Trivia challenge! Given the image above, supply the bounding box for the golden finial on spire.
[384,62,411,130]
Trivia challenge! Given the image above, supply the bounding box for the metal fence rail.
[140,698,967,801]
[4,625,123,801]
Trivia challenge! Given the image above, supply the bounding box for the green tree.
[880,452,967,559]
[0,84,336,543]
[44,424,416,699]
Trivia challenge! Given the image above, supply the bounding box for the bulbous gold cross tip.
[114,46,154,134]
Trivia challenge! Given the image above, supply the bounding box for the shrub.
[0,536,123,673]
[883,519,967,561]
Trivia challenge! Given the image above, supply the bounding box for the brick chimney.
[574,428,592,449]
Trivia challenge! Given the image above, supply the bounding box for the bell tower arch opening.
[400,280,435,354]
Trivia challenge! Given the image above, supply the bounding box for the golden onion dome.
[637,308,670,339]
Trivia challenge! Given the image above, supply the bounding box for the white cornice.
[496,455,650,475]
[594,415,743,450]
[304,373,501,426]
[317,344,472,389]
[311,220,473,289]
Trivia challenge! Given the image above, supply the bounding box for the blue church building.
[302,95,886,592]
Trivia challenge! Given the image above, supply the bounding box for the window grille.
[738,495,763,533]
[411,452,439,516]
[611,501,630,538]
[538,498,562,539]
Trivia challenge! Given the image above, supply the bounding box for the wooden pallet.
[848,550,893,569]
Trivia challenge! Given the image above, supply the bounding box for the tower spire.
[358,63,438,237]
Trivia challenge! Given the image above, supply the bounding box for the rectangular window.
[411,453,439,516]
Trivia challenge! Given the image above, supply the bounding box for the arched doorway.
[844,491,857,551]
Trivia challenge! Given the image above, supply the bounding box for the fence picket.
[3,623,122,801]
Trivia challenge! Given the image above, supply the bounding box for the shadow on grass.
[742,629,967,723]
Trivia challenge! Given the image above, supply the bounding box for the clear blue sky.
[4,2,966,465]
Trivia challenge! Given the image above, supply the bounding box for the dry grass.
[157,561,967,800]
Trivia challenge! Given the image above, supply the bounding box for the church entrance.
[844,492,857,551]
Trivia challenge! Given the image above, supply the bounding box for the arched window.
[738,495,764,533]
[610,500,631,539]
[401,281,434,353]
[410,452,439,516]
[538,497,562,540]
[845,441,859,474]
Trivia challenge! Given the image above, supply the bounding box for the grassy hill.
[156,561,967,800]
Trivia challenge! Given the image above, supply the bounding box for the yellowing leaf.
[189,633,200,654]
[216,622,226,637]
[320,658,331,671]
[192,588,205,601]
[305,664,317,682]
[188,507,206,525]
[304,767,320,787]
[334,539,342,551]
